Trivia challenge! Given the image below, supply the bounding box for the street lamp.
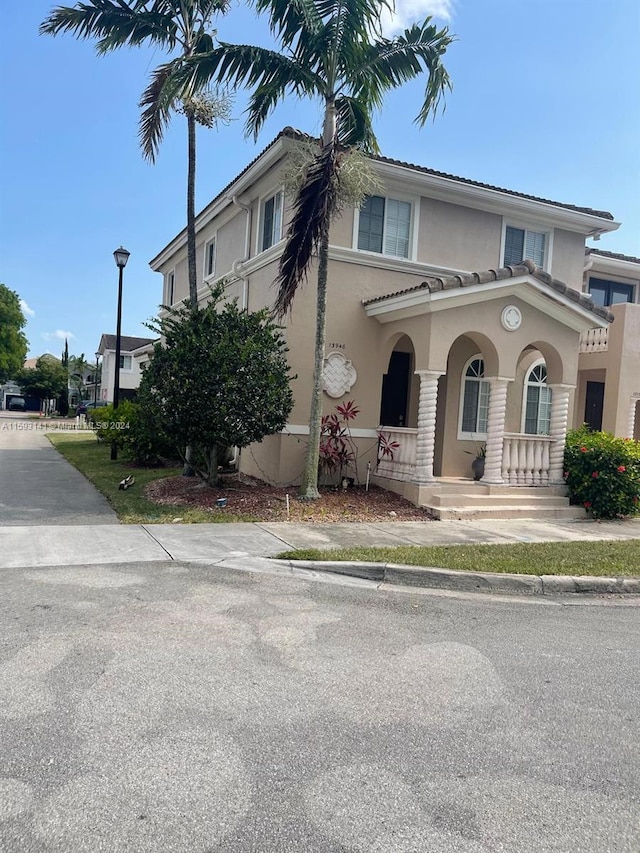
[94,351,100,406]
[111,246,130,460]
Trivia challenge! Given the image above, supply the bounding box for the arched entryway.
[379,335,416,428]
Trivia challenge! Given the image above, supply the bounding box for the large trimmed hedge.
[563,427,640,519]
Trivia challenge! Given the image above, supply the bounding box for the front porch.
[374,429,581,520]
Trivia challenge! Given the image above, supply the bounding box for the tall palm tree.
[40,0,229,309]
[174,0,453,498]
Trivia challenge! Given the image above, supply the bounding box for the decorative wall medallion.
[501,304,522,332]
[322,351,357,398]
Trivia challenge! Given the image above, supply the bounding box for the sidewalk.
[1,516,639,570]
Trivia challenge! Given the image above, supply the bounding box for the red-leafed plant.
[377,431,400,468]
[319,400,360,485]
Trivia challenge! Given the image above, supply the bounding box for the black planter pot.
[471,456,485,481]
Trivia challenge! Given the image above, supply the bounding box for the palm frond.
[274,142,340,317]
[253,0,324,47]
[349,20,454,122]
[138,58,182,162]
[335,95,378,152]
[40,1,178,53]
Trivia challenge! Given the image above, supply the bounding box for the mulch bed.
[145,473,433,522]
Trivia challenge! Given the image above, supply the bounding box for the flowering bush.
[563,426,640,519]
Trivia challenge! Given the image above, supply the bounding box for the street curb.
[269,560,640,596]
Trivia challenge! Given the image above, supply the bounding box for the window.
[460,357,490,436]
[261,190,283,251]
[166,271,175,305]
[118,355,132,370]
[358,195,412,258]
[588,277,634,308]
[504,225,547,268]
[204,237,216,278]
[523,362,552,435]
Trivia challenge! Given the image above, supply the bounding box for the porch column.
[481,377,511,485]
[413,369,443,484]
[627,394,640,439]
[548,384,574,484]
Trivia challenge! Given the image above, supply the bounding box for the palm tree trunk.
[299,223,329,500]
[183,110,197,476]
[186,111,198,308]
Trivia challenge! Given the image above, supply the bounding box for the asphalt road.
[1,560,638,852]
[0,414,116,525]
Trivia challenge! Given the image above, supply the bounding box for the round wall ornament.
[501,305,522,332]
[322,351,357,397]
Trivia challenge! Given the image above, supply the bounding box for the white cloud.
[20,298,35,318]
[381,0,454,36]
[42,330,76,342]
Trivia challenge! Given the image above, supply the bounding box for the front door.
[584,381,604,431]
[380,351,411,427]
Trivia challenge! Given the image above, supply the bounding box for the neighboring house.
[97,335,157,404]
[68,362,100,407]
[149,128,639,518]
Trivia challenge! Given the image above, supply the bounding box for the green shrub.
[563,426,640,519]
[89,400,175,466]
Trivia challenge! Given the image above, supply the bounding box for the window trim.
[257,187,284,254]
[352,191,419,261]
[203,234,217,281]
[165,268,175,306]
[500,219,553,272]
[520,358,552,435]
[457,354,490,441]
[118,354,133,373]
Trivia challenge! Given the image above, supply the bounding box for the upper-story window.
[523,362,552,435]
[118,355,132,370]
[166,270,175,305]
[459,356,490,438]
[260,190,283,251]
[504,225,547,268]
[588,277,634,307]
[357,195,412,259]
[204,237,216,279]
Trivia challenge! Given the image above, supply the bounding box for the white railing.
[579,327,608,353]
[502,433,555,486]
[376,426,417,481]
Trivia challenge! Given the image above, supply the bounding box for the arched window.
[459,356,490,437]
[523,361,552,434]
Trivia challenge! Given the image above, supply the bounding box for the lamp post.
[111,246,130,460]
[94,352,100,407]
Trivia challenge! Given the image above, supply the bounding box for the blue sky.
[1,0,639,359]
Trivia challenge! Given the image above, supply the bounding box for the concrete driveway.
[0,414,116,525]
[1,559,638,852]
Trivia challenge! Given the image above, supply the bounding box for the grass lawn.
[48,433,256,524]
[279,540,640,577]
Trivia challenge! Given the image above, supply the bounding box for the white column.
[481,377,511,485]
[628,395,640,439]
[548,384,574,484]
[413,370,443,484]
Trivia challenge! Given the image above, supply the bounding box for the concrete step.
[426,504,587,521]
[428,493,571,508]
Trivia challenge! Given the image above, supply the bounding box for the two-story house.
[149,128,638,518]
[97,334,157,404]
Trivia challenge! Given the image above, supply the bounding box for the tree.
[69,353,91,400]
[40,1,231,308]
[141,283,293,484]
[0,284,28,383]
[175,0,453,497]
[16,355,68,410]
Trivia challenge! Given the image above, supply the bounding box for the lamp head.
[113,246,130,269]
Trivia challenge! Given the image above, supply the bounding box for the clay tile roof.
[587,248,640,264]
[362,259,614,323]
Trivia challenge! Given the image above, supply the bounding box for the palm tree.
[40,0,229,308]
[174,0,453,498]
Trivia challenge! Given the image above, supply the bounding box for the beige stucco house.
[97,334,157,404]
[150,128,640,518]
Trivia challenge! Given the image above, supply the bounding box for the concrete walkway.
[0,414,116,525]
[1,516,639,570]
